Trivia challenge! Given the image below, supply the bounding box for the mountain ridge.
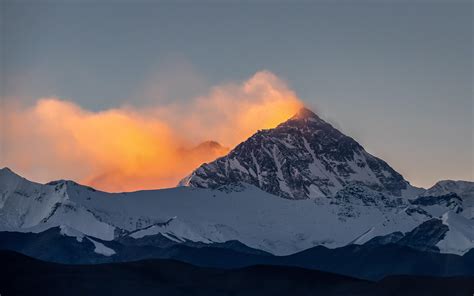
[1,107,473,259]
[2,163,473,256]
[180,107,417,199]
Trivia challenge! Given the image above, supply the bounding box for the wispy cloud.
[2,71,303,192]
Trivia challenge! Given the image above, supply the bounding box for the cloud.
[2,71,303,192]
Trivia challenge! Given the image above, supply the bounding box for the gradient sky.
[1,0,473,188]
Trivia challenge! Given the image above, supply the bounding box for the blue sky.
[1,0,473,187]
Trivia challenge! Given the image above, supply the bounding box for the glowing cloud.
[2,71,303,192]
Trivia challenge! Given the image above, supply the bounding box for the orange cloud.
[2,71,302,192]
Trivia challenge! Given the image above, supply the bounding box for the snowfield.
[1,167,473,255]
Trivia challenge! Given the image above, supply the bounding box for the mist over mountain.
[181,107,420,199]
[1,107,473,295]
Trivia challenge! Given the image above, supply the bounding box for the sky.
[1,0,473,190]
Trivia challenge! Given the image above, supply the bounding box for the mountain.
[1,107,473,268]
[0,226,117,264]
[4,227,474,281]
[424,180,474,200]
[366,212,474,255]
[2,250,474,296]
[0,250,372,296]
[372,193,474,256]
[1,165,471,257]
[0,166,428,255]
[177,140,230,162]
[180,108,419,199]
[189,140,229,155]
[0,167,116,240]
[0,226,271,265]
[424,180,474,218]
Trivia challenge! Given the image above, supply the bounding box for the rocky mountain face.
[181,108,411,199]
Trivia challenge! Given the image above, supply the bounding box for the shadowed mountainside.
[2,251,474,296]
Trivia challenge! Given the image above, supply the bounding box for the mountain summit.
[290,107,321,121]
[180,107,411,199]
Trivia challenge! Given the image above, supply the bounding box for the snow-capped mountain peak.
[0,167,14,175]
[287,107,322,122]
[1,110,472,258]
[180,107,412,199]
[0,167,22,182]
[424,180,474,200]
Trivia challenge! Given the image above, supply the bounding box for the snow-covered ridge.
[0,168,116,240]
[436,211,474,255]
[0,167,417,254]
[424,180,474,200]
[180,107,418,199]
[423,180,474,219]
[1,166,472,256]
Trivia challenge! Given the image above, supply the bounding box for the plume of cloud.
[2,71,303,192]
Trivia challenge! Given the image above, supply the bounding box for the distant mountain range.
[2,250,474,296]
[3,225,474,281]
[1,107,473,286]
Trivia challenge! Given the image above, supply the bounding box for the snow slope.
[424,180,474,200]
[423,180,474,218]
[0,169,116,240]
[436,211,474,255]
[1,167,432,255]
